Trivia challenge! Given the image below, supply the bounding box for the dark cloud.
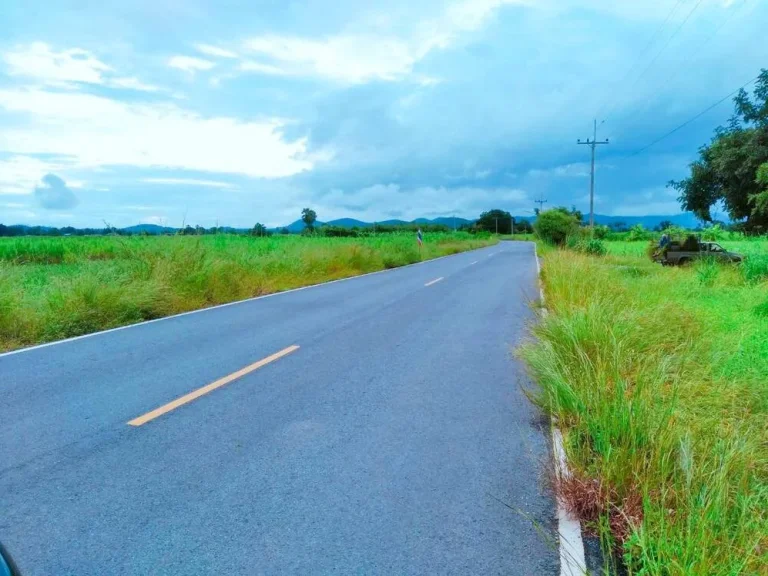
[34,174,79,210]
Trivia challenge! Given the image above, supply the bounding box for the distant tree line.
[1,206,541,238]
[0,224,117,237]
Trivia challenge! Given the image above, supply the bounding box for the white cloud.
[238,60,291,76]
[553,163,590,178]
[528,162,605,179]
[424,0,533,48]
[3,43,162,93]
[0,155,69,195]
[3,42,111,85]
[0,88,314,179]
[110,76,161,92]
[243,34,415,83]
[240,0,531,83]
[195,44,238,59]
[168,56,215,72]
[142,177,235,189]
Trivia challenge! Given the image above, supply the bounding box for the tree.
[534,209,579,245]
[570,205,584,224]
[752,162,768,216]
[477,209,513,234]
[279,227,290,235]
[251,223,268,237]
[514,219,534,234]
[655,220,674,231]
[301,208,317,232]
[670,69,768,231]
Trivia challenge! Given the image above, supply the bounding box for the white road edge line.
[532,242,587,576]
[1,244,500,359]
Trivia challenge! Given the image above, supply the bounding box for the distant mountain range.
[5,213,705,235]
[122,224,180,234]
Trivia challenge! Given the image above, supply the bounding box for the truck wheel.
[678,257,690,266]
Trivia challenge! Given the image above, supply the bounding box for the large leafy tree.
[670,69,768,231]
[754,162,768,215]
[301,208,317,232]
[477,209,514,234]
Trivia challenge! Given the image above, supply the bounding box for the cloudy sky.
[0,0,765,227]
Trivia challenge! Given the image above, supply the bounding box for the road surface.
[1,241,558,575]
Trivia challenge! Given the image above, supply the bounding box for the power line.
[595,0,687,121]
[624,0,750,122]
[602,0,707,125]
[629,74,760,157]
[608,0,750,144]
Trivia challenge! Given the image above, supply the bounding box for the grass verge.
[521,246,767,575]
[0,233,496,352]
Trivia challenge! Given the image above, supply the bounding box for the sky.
[0,0,766,228]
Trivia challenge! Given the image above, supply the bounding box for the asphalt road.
[1,241,558,575]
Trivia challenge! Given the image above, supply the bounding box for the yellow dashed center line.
[128,345,300,426]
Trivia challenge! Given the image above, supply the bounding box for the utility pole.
[534,197,548,212]
[578,119,609,231]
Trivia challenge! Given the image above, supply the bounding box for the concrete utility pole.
[494,217,498,235]
[534,197,548,212]
[578,119,609,231]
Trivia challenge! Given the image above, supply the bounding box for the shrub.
[593,225,609,240]
[565,233,606,257]
[565,234,582,250]
[580,238,607,256]
[535,210,579,245]
[741,254,768,283]
[628,224,649,242]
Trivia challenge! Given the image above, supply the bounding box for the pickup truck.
[653,240,743,266]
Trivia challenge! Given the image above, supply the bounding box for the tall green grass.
[0,233,495,352]
[522,245,767,574]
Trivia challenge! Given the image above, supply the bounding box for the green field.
[0,233,496,352]
[523,239,768,574]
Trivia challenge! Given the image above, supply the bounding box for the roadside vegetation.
[524,74,768,571]
[0,232,495,352]
[523,237,767,574]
